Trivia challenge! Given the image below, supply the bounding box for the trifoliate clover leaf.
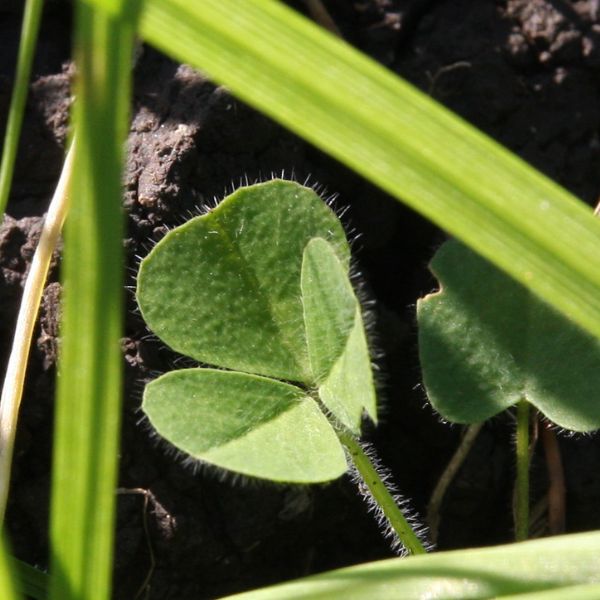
[137,180,377,482]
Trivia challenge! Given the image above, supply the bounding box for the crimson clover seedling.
[137,180,427,554]
[418,240,600,539]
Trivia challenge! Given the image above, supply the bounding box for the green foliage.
[221,531,600,599]
[143,369,347,482]
[14,557,47,600]
[302,238,377,429]
[418,240,600,431]
[0,541,20,600]
[137,180,376,482]
[3,0,600,596]
[49,2,140,599]
[130,0,600,344]
[0,0,44,218]
[301,237,356,384]
[138,180,349,383]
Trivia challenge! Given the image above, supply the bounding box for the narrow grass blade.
[0,540,20,600]
[118,0,600,341]
[48,2,138,599]
[0,0,44,218]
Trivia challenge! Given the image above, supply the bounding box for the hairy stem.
[0,142,74,524]
[427,422,484,544]
[338,430,427,555]
[515,399,530,541]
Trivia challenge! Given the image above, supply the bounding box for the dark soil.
[1,1,600,599]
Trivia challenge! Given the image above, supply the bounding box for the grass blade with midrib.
[121,0,600,340]
[48,1,138,598]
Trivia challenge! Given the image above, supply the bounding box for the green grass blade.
[48,2,138,599]
[220,531,600,599]
[14,558,47,599]
[0,541,21,600]
[0,0,44,218]
[121,0,600,340]
[502,583,600,599]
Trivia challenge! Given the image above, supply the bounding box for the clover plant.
[137,179,426,554]
[418,239,600,539]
